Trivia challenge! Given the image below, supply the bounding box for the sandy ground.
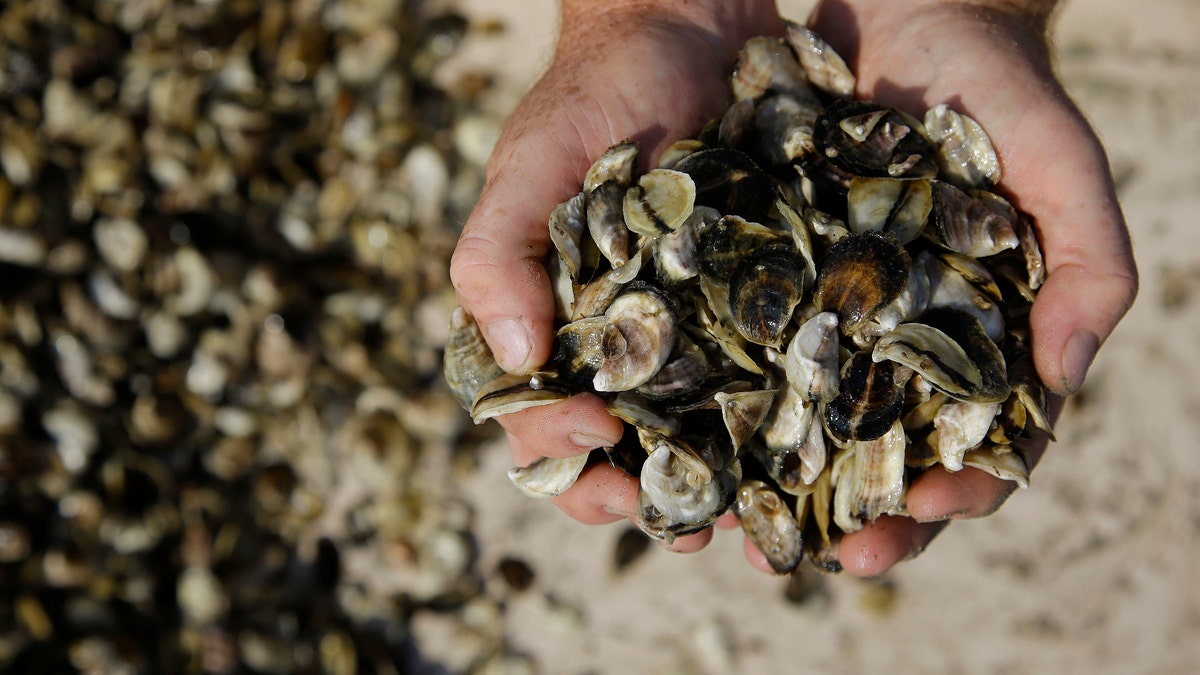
[431,1,1200,671]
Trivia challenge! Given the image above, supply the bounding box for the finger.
[714,511,740,530]
[500,394,624,464]
[547,461,640,526]
[906,393,1062,522]
[906,466,1016,523]
[661,527,714,554]
[1000,104,1138,395]
[742,536,780,575]
[838,516,948,578]
[449,110,595,374]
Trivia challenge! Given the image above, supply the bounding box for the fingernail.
[569,431,618,450]
[914,509,966,524]
[603,504,638,519]
[1062,329,1099,393]
[487,318,531,372]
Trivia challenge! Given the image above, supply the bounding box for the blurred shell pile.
[0,0,533,671]
[446,22,1053,574]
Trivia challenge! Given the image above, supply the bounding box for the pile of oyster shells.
[447,22,1053,573]
[0,0,536,671]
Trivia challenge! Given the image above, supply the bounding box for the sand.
[431,1,1200,671]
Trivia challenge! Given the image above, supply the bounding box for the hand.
[450,1,783,551]
[787,0,1139,576]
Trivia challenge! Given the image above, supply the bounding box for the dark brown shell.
[673,148,775,222]
[823,352,908,441]
[729,243,809,348]
[814,100,938,179]
[696,214,786,282]
[814,230,910,334]
[550,316,610,390]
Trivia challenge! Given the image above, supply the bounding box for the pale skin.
[450,0,1138,576]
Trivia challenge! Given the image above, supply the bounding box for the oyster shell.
[824,351,911,442]
[731,36,814,102]
[593,283,678,392]
[784,311,841,403]
[508,454,591,499]
[639,432,739,532]
[729,243,810,348]
[814,100,938,179]
[925,181,1020,258]
[623,169,697,237]
[783,20,856,99]
[814,230,911,335]
[734,479,804,574]
[674,149,775,222]
[587,179,633,269]
[846,177,931,245]
[923,103,1000,190]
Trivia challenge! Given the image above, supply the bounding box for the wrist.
[559,0,783,64]
[831,0,1059,35]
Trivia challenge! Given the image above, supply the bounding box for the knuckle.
[449,233,502,293]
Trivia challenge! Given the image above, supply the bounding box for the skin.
[449,0,1138,576]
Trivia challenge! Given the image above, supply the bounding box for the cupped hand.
[793,0,1139,576]
[450,2,782,549]
[451,0,1137,578]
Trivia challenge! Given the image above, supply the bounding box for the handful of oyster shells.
[446,22,1053,573]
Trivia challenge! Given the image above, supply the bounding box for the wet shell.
[783,20,856,98]
[731,36,815,102]
[755,94,822,165]
[962,444,1030,489]
[814,230,911,334]
[784,311,840,403]
[696,214,786,283]
[871,321,982,401]
[658,139,707,169]
[654,205,717,288]
[925,181,1019,258]
[443,307,505,411]
[923,103,1000,190]
[673,149,775,222]
[583,140,639,193]
[550,316,610,389]
[916,307,1010,403]
[593,284,678,392]
[715,389,776,454]
[824,351,909,442]
[729,243,809,348]
[922,250,1005,342]
[623,169,696,237]
[833,418,907,530]
[734,479,804,574]
[846,177,931,245]
[814,100,938,179]
[587,179,632,269]
[608,391,682,436]
[756,388,826,492]
[507,454,590,499]
[718,97,759,154]
[639,433,738,528]
[928,398,1002,471]
[471,373,571,423]
[549,191,588,280]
